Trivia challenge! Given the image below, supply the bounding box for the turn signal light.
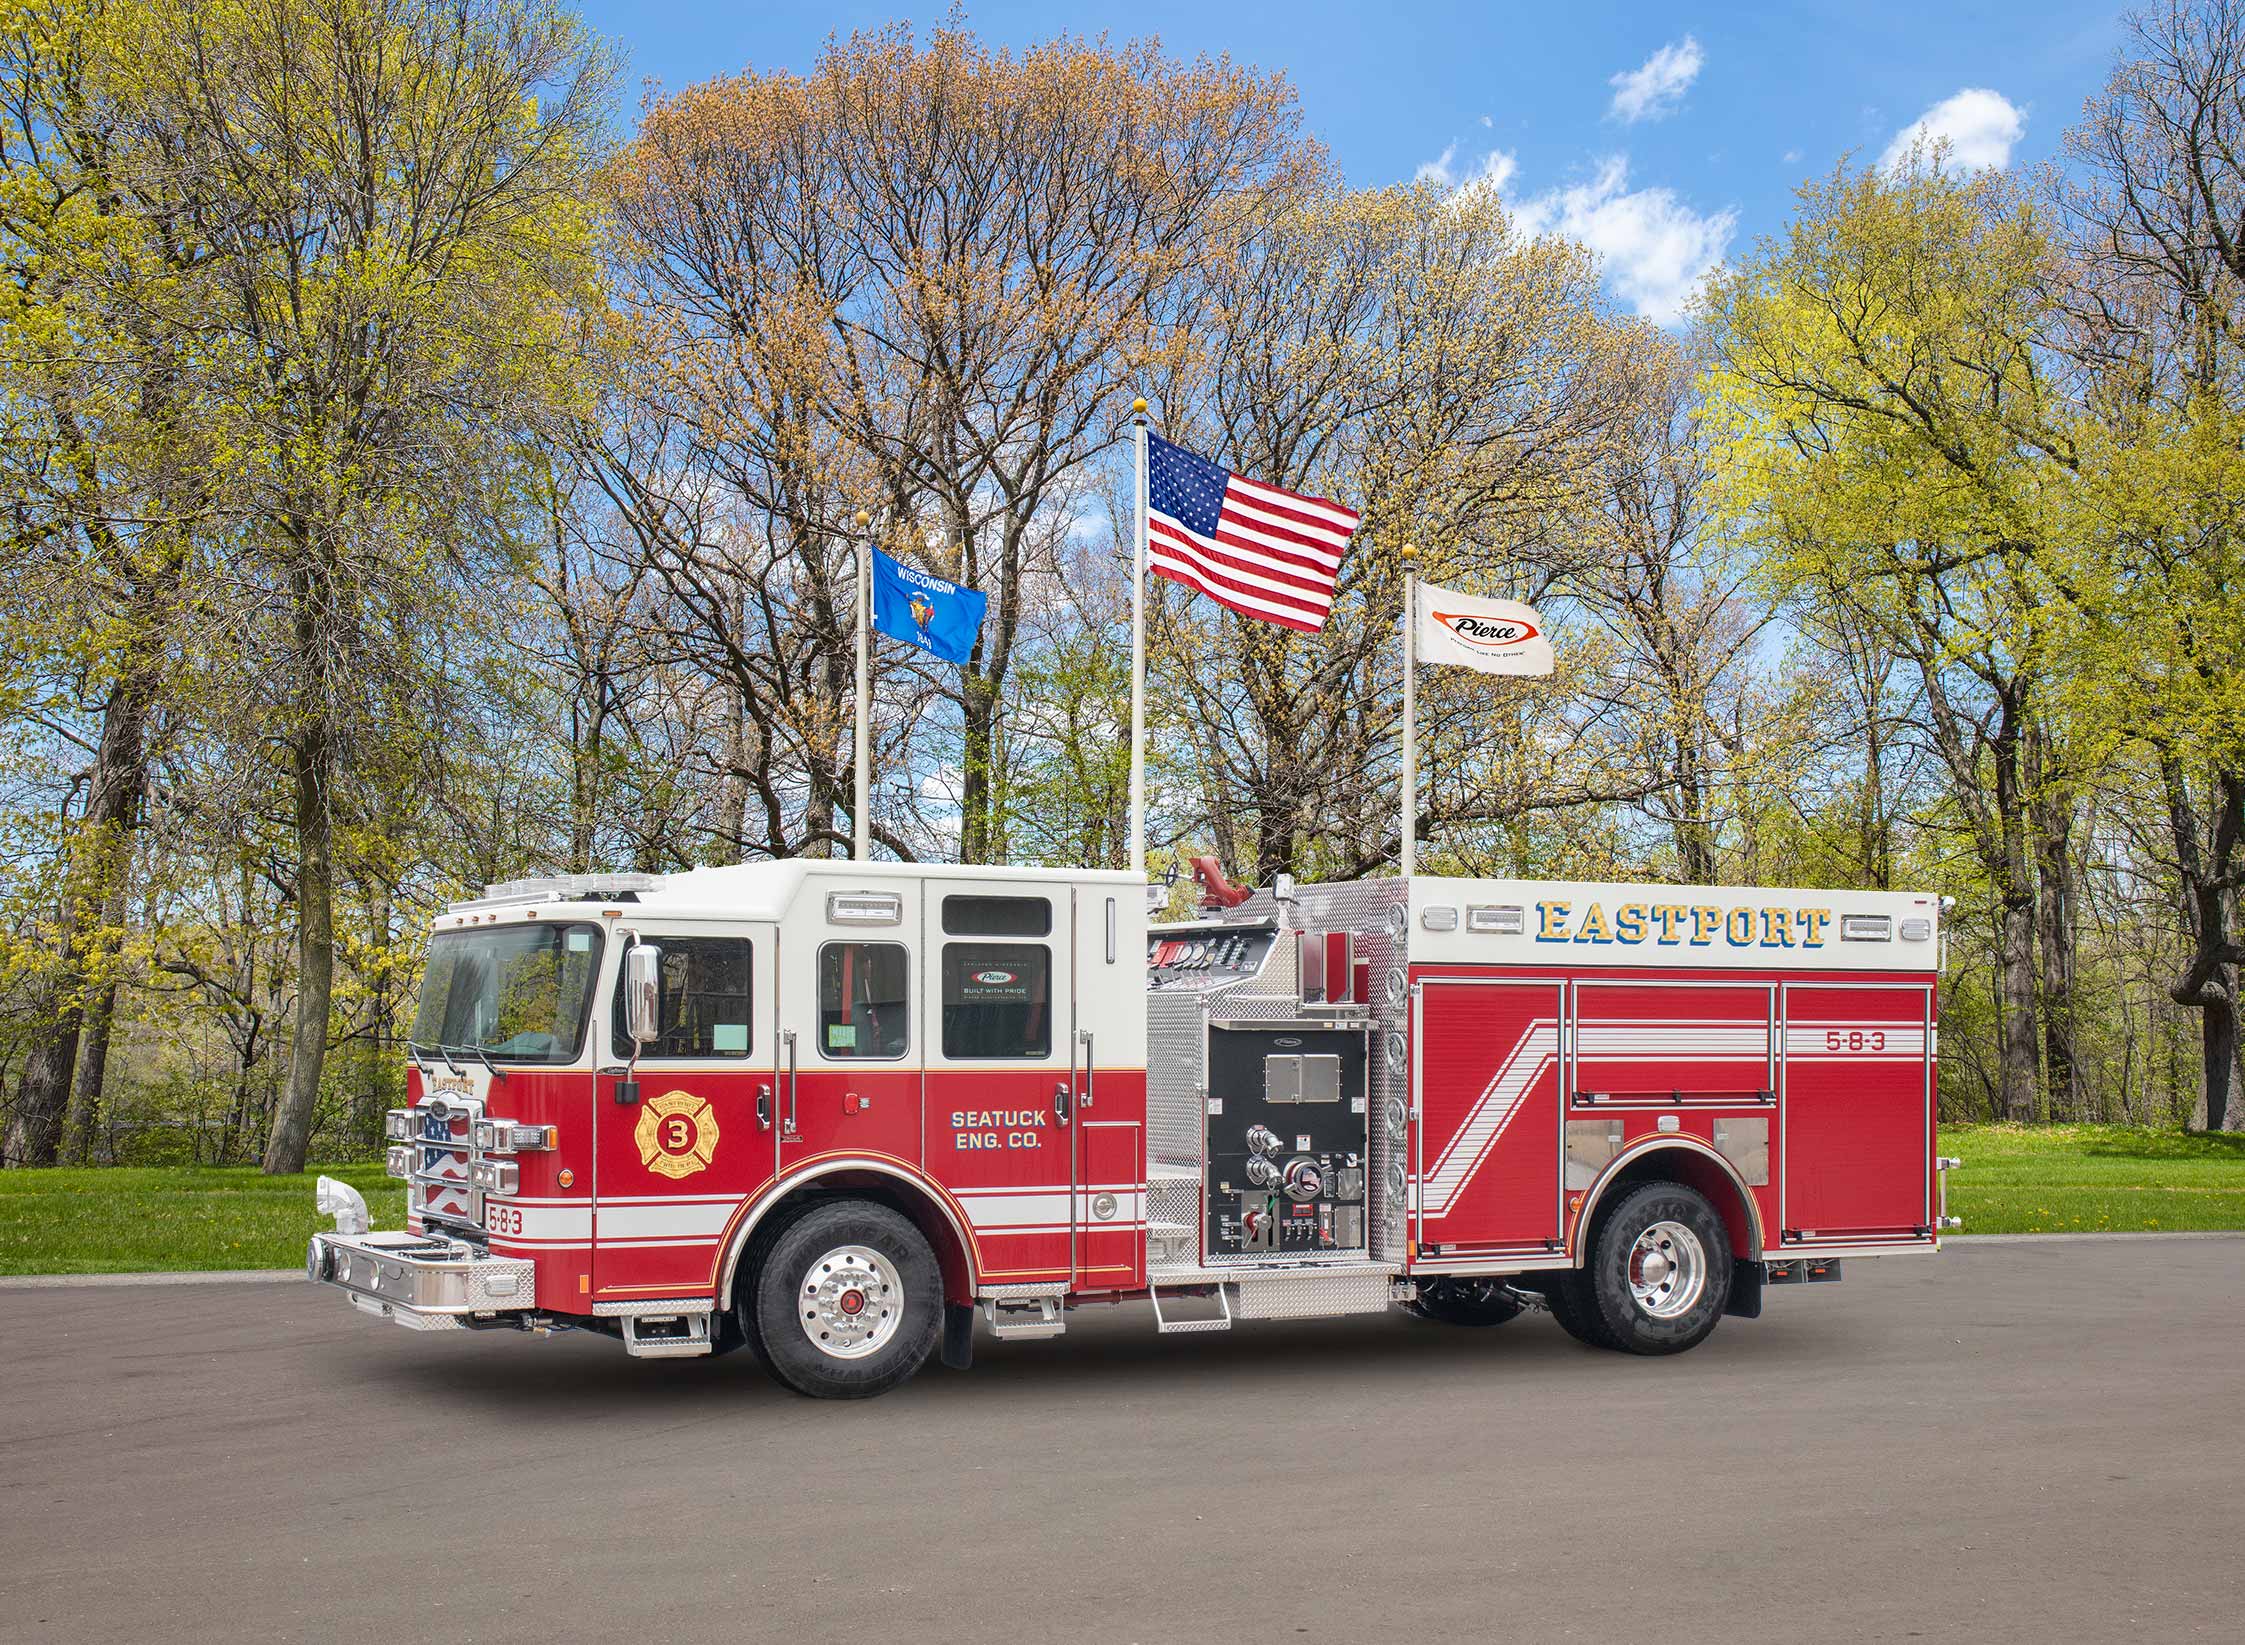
[470,1160,520,1195]
[384,1145,412,1179]
[383,1108,413,1141]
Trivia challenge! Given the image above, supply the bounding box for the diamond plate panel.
[1229,1267,1400,1320]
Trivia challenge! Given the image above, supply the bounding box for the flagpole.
[853,508,871,863]
[1400,542,1417,877]
[1129,398,1149,875]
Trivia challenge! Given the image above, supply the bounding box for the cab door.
[921,881,1075,1287]
[592,920,778,1302]
[777,882,924,1181]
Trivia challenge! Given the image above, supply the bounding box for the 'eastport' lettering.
[952,1109,1050,1150]
[1535,901,1833,949]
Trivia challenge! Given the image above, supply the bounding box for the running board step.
[1149,1282,1232,1334]
[621,1312,714,1358]
[983,1296,1065,1340]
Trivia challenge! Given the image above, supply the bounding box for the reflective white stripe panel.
[1577,1025,1771,1057]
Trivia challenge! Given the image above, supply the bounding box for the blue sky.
[579,1,2127,323]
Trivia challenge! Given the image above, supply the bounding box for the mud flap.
[1725,1258,1763,1319]
[941,1301,976,1370]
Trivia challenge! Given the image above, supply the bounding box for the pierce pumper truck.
[306,859,1956,1398]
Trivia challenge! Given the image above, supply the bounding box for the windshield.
[410,922,605,1064]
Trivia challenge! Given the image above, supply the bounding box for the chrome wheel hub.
[1627,1219,1707,1319]
[798,1244,903,1360]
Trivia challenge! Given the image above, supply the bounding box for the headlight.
[470,1160,519,1195]
[383,1108,413,1141]
[385,1145,412,1178]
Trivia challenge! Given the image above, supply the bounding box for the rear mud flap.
[942,1301,975,1370]
[1725,1258,1763,1319]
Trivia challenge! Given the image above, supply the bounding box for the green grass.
[1945,1123,2245,1234]
[0,1126,2239,1274]
[0,1164,405,1275]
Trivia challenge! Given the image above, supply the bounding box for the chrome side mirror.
[624,944,663,1049]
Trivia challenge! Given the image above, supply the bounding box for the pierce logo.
[1434,611,1540,651]
[973,969,1017,985]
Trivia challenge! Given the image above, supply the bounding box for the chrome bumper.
[307,1229,535,1331]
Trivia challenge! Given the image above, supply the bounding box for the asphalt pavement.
[2,1237,2240,1643]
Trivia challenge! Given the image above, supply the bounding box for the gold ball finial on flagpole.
[1401,541,1418,562]
[854,510,870,528]
[1131,397,1148,415]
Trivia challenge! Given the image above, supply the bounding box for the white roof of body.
[604,858,1141,924]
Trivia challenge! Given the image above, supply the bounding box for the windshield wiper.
[443,1041,509,1084]
[408,1039,464,1077]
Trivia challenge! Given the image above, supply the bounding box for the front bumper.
[307,1229,536,1331]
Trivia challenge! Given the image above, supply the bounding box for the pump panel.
[1203,1024,1370,1259]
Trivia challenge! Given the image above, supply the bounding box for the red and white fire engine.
[307,860,1957,1397]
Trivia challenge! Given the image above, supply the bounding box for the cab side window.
[938,894,1054,1060]
[614,937,753,1058]
[819,942,909,1059]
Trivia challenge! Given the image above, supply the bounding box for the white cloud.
[1608,36,1703,124]
[1514,156,1736,325]
[1479,113,1494,128]
[1880,88,2024,174]
[1416,143,1518,195]
[1415,142,1459,186]
[1782,148,1802,164]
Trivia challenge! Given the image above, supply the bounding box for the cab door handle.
[756,1085,773,1131]
[1053,1081,1071,1124]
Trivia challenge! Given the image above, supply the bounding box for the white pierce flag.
[1415,581,1554,676]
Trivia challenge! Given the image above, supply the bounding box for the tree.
[1701,161,2076,1121]
[1150,178,1641,881]
[105,0,614,1171]
[2057,0,2245,1128]
[601,26,1310,865]
[0,0,210,1164]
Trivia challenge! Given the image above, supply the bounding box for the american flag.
[1146,433,1359,632]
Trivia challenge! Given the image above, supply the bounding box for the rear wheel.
[749,1199,940,1399]
[1408,1276,1526,1327]
[1576,1181,1732,1355]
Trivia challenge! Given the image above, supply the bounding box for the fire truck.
[306,860,1957,1398]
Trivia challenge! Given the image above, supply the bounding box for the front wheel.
[750,1200,941,1399]
[1576,1181,1732,1355]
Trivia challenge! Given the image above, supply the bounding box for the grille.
[409,1097,488,1239]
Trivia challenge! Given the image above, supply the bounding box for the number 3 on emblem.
[635,1090,720,1180]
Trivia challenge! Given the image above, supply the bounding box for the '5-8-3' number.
[486,1204,524,1236]
[1824,1029,1887,1052]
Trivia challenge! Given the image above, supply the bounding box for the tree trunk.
[958,667,999,864]
[2028,732,2080,1120]
[266,539,338,1176]
[2202,981,2238,1134]
[4,964,76,1168]
[265,713,335,1175]
[63,971,121,1166]
[2159,755,2242,1133]
[6,662,159,1167]
[1990,717,2041,1122]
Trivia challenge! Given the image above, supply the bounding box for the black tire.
[728,1196,822,1370]
[749,1199,941,1399]
[1408,1276,1526,1327]
[1533,1269,1616,1349]
[1576,1181,1732,1355]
